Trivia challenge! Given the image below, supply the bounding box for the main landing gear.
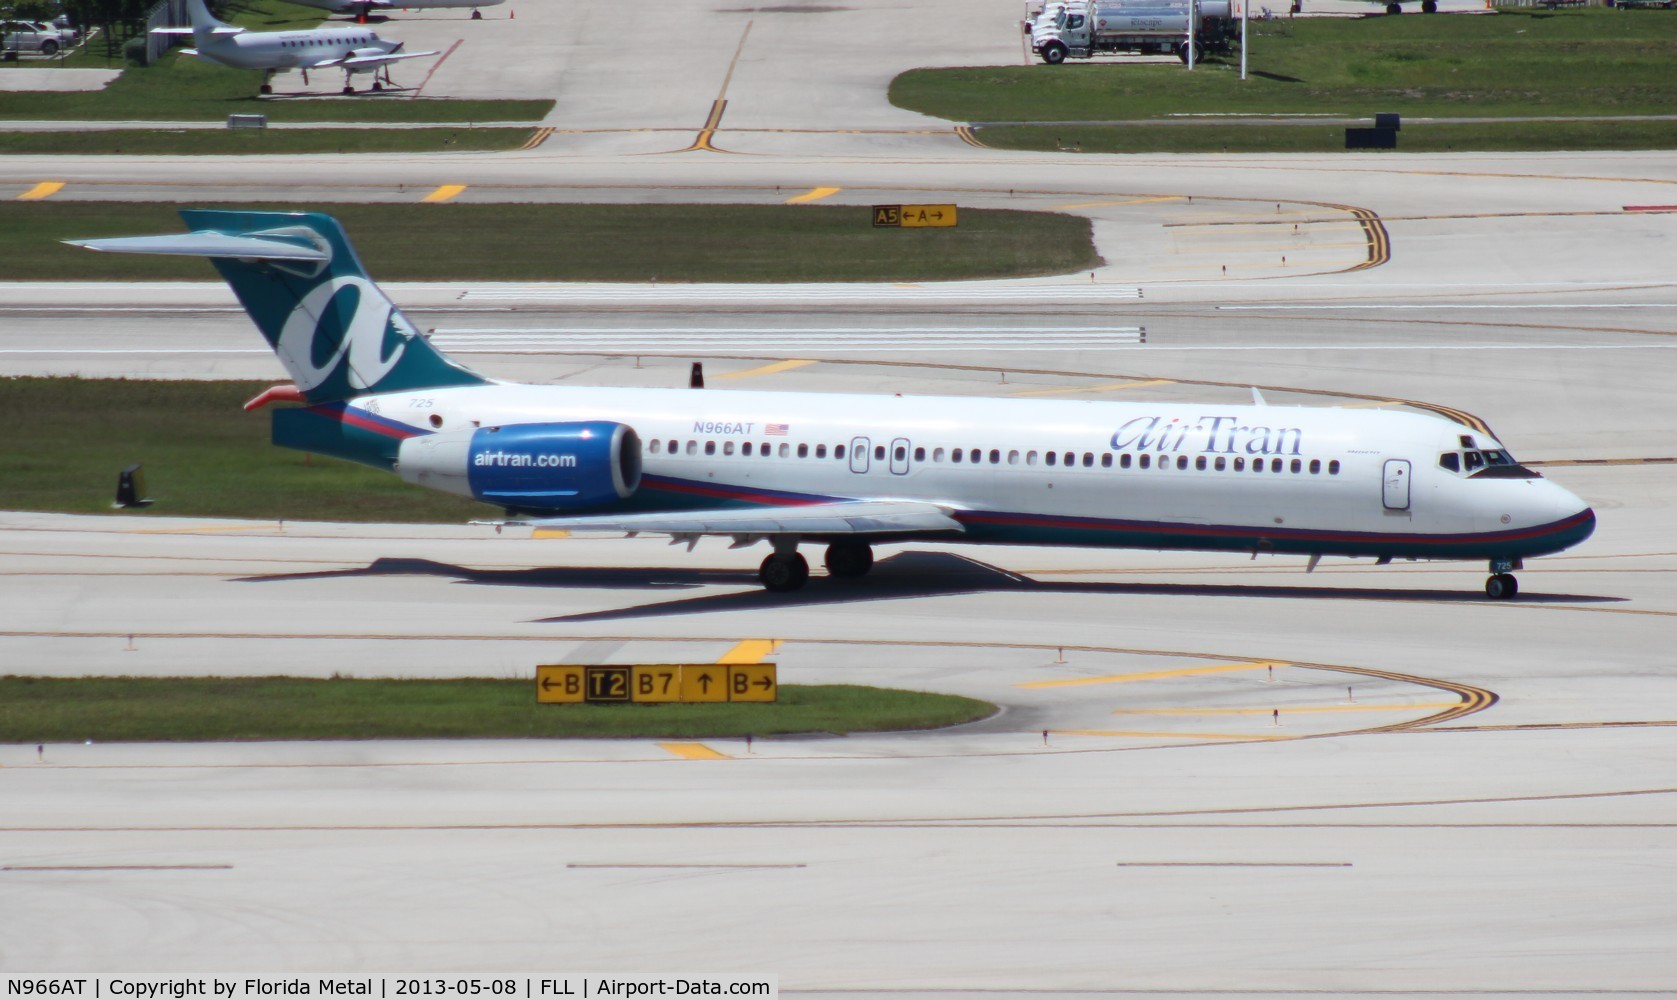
[1484,557,1522,600]
[757,541,875,592]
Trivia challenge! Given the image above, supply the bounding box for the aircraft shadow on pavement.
[233,552,1624,622]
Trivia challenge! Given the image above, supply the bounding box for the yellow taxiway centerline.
[422,185,467,204]
[1053,729,1285,741]
[657,742,732,760]
[18,182,64,201]
[1018,660,1282,689]
[787,186,841,204]
[717,359,816,379]
[1010,379,1172,398]
[1115,702,1462,716]
[718,639,782,664]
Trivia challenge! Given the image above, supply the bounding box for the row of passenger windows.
[644,438,1341,476]
[280,36,371,47]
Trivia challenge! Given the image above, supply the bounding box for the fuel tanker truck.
[1026,0,1236,64]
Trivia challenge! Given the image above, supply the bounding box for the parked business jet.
[154,0,437,94]
[286,0,506,23]
[68,211,1596,599]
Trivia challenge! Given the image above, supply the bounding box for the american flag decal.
[766,423,790,436]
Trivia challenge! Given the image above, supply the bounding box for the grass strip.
[2,378,491,522]
[0,677,996,741]
[4,203,1099,283]
[975,118,1677,154]
[892,8,1677,126]
[0,128,535,155]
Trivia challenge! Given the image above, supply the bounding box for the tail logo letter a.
[276,276,413,393]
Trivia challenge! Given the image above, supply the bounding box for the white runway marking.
[458,286,1143,303]
[1219,303,1677,311]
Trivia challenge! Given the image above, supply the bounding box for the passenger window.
[1464,451,1484,472]
[797,443,809,458]
[1043,452,1054,466]
[1271,458,1283,473]
[1139,454,1150,469]
[933,448,945,462]
[1290,459,1302,473]
[667,440,677,454]
[816,444,827,459]
[685,441,697,455]
[990,449,1001,464]
[1309,459,1321,474]
[1083,453,1093,467]
[741,442,752,456]
[1439,453,1460,473]
[951,448,963,463]
[1102,454,1113,468]
[914,447,925,462]
[1214,457,1226,471]
[1008,450,1020,466]
[1063,453,1074,467]
[649,440,661,454]
[1176,456,1188,470]
[1254,458,1264,473]
[724,442,735,456]
[835,445,845,459]
[894,445,906,461]
[1195,456,1207,471]
[1329,460,1340,475]
[1234,457,1244,472]
[778,443,789,458]
[874,445,885,461]
[705,441,717,456]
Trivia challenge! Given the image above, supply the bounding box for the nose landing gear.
[1484,557,1522,600]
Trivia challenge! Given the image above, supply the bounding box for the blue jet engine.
[398,421,641,510]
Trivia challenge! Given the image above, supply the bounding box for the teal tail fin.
[67,209,490,403]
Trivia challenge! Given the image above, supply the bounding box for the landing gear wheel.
[260,83,273,94]
[1421,0,1437,10]
[471,8,483,17]
[342,84,355,95]
[1040,41,1066,64]
[759,552,810,593]
[1386,1,1401,11]
[371,80,383,91]
[1484,573,1518,600]
[823,541,874,579]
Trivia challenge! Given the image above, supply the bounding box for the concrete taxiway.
[5,0,1677,991]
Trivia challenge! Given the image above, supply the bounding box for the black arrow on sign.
[697,674,714,692]
[754,677,773,691]
[541,675,557,691]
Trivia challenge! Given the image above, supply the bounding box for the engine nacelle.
[397,421,641,511]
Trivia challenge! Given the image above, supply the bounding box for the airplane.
[284,0,507,24]
[66,210,1596,600]
[153,0,438,95]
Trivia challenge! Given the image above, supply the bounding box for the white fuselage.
[361,382,1593,561]
[191,25,397,70]
[286,0,504,10]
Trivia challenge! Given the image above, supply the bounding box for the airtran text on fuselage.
[1112,415,1304,456]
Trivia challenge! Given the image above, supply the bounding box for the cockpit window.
[1463,451,1485,472]
[1438,453,1460,473]
[1482,449,1514,466]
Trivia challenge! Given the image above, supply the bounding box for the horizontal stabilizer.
[498,500,967,537]
[65,232,330,262]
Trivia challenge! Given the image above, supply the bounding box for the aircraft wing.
[151,26,240,34]
[326,50,439,69]
[499,500,968,538]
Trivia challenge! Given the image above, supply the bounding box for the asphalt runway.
[4,0,1677,992]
